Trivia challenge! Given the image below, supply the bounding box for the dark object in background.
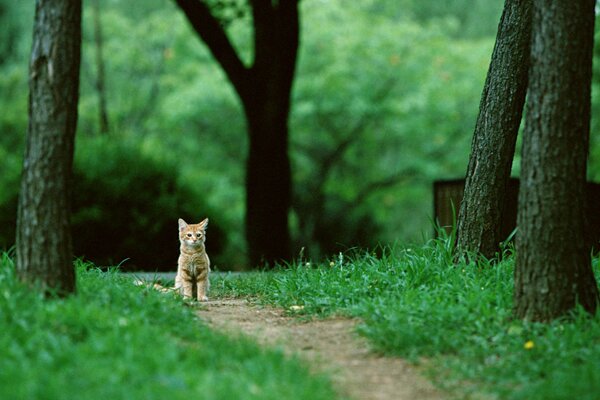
[433,178,600,253]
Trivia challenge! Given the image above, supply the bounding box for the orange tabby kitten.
[175,218,210,301]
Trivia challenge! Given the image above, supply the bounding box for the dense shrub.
[71,137,225,270]
[0,137,226,271]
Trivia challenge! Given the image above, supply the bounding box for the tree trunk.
[16,0,82,296]
[456,0,531,260]
[243,98,292,266]
[173,0,299,267]
[515,0,599,321]
[92,0,109,134]
[241,1,298,266]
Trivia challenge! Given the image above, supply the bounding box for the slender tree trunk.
[16,0,82,296]
[515,0,599,321]
[92,0,109,134]
[455,0,531,260]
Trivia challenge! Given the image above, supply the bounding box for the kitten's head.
[178,218,208,248]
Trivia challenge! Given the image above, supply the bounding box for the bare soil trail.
[197,298,446,400]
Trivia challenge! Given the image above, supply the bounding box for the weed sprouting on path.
[212,240,600,400]
[0,254,337,400]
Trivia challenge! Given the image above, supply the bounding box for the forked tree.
[173,0,299,267]
[514,0,599,320]
[455,0,531,259]
[16,0,82,296]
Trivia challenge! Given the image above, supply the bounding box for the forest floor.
[197,298,446,400]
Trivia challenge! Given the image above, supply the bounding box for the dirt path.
[197,298,445,400]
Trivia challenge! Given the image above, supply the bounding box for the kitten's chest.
[178,252,209,275]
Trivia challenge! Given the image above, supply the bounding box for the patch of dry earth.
[197,298,445,400]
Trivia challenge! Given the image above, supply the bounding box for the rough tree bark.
[174,0,299,267]
[455,0,531,260]
[515,0,599,321]
[16,0,82,296]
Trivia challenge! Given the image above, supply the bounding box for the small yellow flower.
[524,340,535,350]
[290,305,304,311]
[329,261,335,267]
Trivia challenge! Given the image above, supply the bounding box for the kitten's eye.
[196,233,202,238]
[186,233,192,238]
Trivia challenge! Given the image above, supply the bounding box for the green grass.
[0,253,338,400]
[212,241,600,400]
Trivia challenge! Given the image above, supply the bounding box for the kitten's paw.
[199,296,209,302]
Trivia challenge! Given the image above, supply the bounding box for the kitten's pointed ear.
[199,218,209,230]
[178,218,188,231]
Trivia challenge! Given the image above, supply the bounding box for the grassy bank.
[0,253,337,400]
[212,241,600,400]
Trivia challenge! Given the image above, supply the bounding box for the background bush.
[72,137,226,271]
[0,137,227,271]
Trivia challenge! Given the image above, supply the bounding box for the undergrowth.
[0,252,338,400]
[213,241,600,400]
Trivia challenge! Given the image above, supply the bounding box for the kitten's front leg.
[174,273,183,291]
[196,270,209,302]
[181,278,194,298]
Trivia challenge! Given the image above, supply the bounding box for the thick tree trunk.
[455,0,531,260]
[515,0,599,321]
[173,0,299,267]
[241,1,298,267]
[244,99,292,266]
[16,0,82,296]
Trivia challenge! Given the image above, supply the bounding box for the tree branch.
[353,170,418,206]
[173,0,250,95]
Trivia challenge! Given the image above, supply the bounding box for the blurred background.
[1,0,599,270]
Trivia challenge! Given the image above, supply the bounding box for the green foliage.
[291,1,496,257]
[0,0,32,64]
[202,0,250,27]
[71,136,226,270]
[0,136,228,270]
[0,255,338,400]
[385,0,504,38]
[78,0,501,260]
[589,16,600,181]
[213,243,600,399]
[4,0,600,266]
